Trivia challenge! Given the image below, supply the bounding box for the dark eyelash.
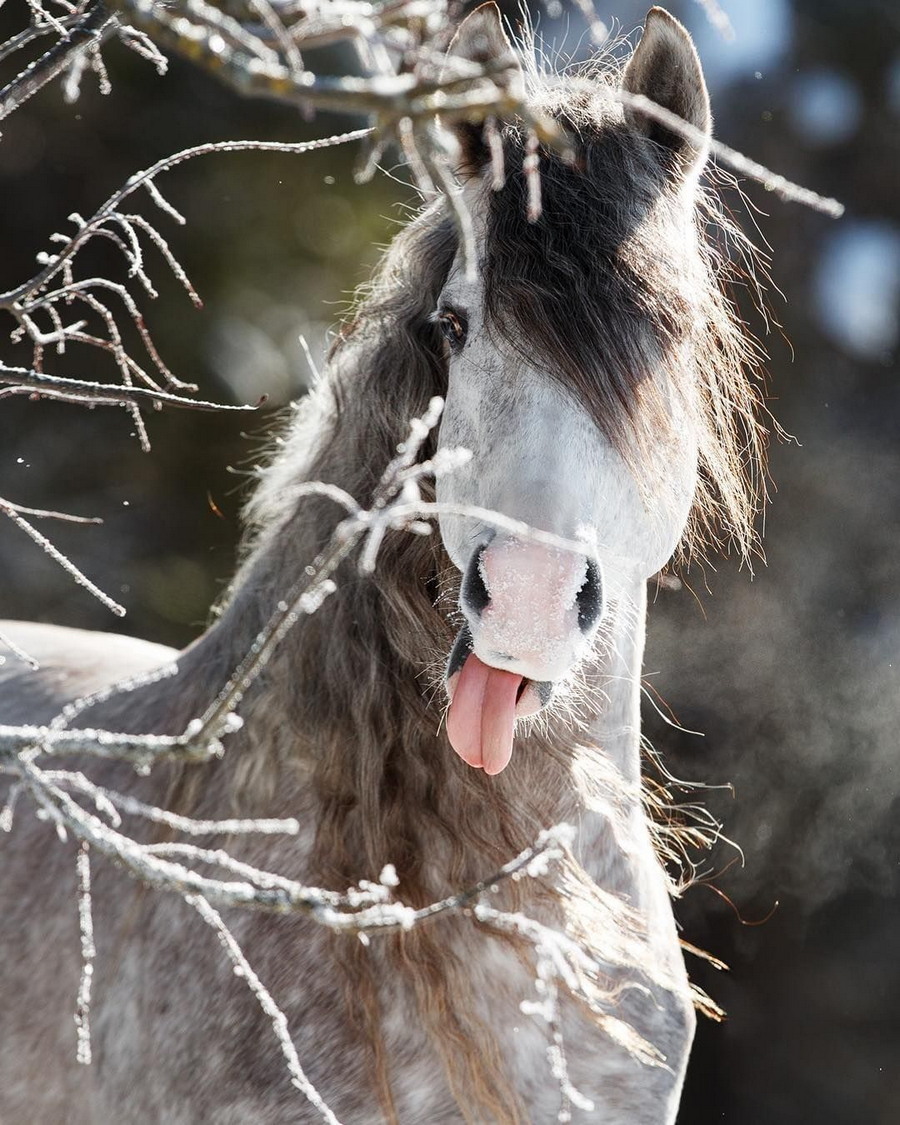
[436,307,468,352]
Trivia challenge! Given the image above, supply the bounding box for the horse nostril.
[461,544,491,617]
[576,559,603,634]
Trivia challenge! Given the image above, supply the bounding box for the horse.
[0,6,764,1122]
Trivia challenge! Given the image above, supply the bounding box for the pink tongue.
[446,653,523,776]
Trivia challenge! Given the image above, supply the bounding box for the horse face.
[434,255,699,773]
[433,4,713,773]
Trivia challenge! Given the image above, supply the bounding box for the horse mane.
[202,60,766,1125]
[475,79,767,565]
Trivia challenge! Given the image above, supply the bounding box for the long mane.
[220,63,765,1125]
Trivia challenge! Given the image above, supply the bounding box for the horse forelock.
[476,78,767,564]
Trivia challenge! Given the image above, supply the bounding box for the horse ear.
[621,7,711,178]
[443,3,524,175]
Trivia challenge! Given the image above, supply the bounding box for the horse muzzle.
[444,536,604,774]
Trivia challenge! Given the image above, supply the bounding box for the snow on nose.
[463,537,602,683]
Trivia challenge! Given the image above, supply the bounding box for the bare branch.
[74,842,95,1065]
[0,497,125,616]
[0,132,372,309]
[0,501,102,525]
[0,364,260,411]
[43,770,301,836]
[108,0,525,121]
[0,629,40,670]
[617,89,844,218]
[6,744,575,930]
[474,903,664,1069]
[186,894,340,1124]
[0,718,239,765]
[0,13,80,67]
[0,3,118,122]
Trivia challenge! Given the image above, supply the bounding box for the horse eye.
[438,309,468,352]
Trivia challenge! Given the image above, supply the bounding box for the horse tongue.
[446,653,522,776]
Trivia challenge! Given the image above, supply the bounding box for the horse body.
[0,7,762,1122]
[0,605,689,1124]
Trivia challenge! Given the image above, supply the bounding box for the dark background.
[1,1,898,1121]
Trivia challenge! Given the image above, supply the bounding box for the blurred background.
[1,1,898,1120]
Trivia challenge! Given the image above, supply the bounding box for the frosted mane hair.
[226,59,765,1122]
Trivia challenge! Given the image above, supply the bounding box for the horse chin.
[444,625,555,775]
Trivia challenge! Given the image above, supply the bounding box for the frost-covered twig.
[0,501,102,525]
[74,842,95,1066]
[0,0,573,305]
[0,496,125,617]
[187,394,449,743]
[40,769,301,836]
[617,88,844,218]
[0,629,40,670]
[0,132,371,311]
[186,894,340,1124]
[475,903,664,1071]
[0,717,241,765]
[0,2,117,122]
[109,0,532,125]
[0,3,841,447]
[0,132,369,445]
[0,363,261,412]
[5,736,573,928]
[317,824,577,933]
[517,919,596,1123]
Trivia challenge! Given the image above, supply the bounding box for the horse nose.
[458,537,605,683]
[461,539,603,630]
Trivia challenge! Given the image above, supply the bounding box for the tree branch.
[0,3,118,122]
[0,364,260,411]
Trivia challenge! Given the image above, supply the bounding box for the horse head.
[436,6,717,774]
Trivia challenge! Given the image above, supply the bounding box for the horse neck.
[570,577,677,931]
[590,578,647,788]
[147,369,653,897]
[211,515,651,777]
[207,527,650,851]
